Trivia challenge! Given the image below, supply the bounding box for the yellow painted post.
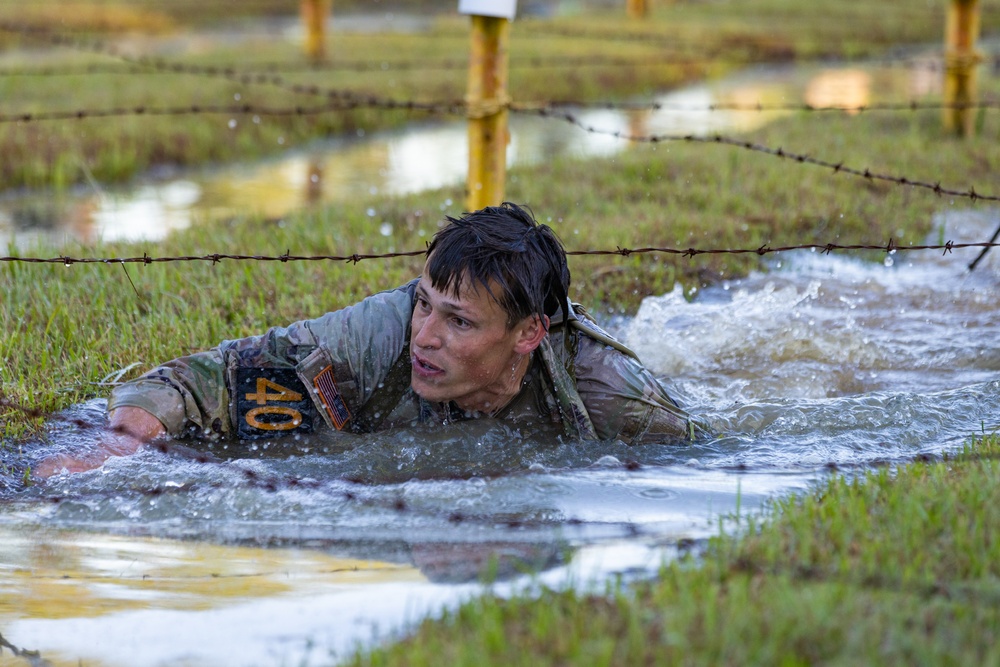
[943,0,982,136]
[466,14,511,211]
[627,0,648,19]
[300,0,331,63]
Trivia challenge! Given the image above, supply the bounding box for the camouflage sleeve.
[572,334,695,444]
[107,348,229,437]
[108,281,415,438]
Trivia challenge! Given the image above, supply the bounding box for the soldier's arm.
[107,282,414,440]
[33,406,166,478]
[573,335,699,444]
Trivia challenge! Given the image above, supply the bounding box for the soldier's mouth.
[411,354,443,376]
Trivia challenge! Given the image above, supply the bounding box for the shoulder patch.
[314,365,353,430]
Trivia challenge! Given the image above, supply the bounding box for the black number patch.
[235,368,316,439]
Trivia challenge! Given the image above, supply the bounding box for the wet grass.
[349,432,1000,666]
[2,0,997,189]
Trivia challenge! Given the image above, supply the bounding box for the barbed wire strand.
[0,99,462,124]
[6,96,1000,126]
[1,94,997,204]
[513,107,1000,204]
[6,95,1000,121]
[0,20,369,103]
[0,240,994,267]
[3,16,961,61]
[1,52,992,79]
[4,20,997,108]
[2,24,993,116]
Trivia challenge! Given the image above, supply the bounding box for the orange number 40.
[244,377,304,431]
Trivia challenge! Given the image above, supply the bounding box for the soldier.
[37,203,699,477]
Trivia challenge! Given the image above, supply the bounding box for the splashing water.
[1,209,998,665]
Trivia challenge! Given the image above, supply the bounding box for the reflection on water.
[0,57,950,249]
[1,208,998,665]
[804,68,871,112]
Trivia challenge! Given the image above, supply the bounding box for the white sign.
[458,0,517,20]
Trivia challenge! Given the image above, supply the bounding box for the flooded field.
[0,52,952,247]
[1,19,998,665]
[2,206,998,665]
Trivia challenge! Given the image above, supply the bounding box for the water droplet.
[380,222,393,236]
[228,118,237,129]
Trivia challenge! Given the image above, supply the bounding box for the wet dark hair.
[425,202,570,329]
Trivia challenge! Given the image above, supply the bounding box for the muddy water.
[2,208,998,666]
[2,30,999,665]
[0,55,947,248]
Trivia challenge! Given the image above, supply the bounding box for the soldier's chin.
[411,375,448,403]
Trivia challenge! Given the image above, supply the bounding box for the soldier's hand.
[34,407,166,479]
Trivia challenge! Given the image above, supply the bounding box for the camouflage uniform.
[109,280,698,444]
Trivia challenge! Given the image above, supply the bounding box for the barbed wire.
[2,52,991,79]
[0,97,996,203]
[4,21,997,120]
[0,240,995,268]
[5,96,1000,126]
[4,19,996,91]
[515,107,1000,204]
[0,20,375,103]
[0,99,462,124]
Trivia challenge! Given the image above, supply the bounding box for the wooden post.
[627,0,648,19]
[300,0,330,63]
[943,0,982,136]
[465,14,511,211]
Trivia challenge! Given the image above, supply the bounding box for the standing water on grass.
[0,53,955,247]
[1,208,998,666]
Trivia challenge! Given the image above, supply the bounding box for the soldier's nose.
[413,315,441,349]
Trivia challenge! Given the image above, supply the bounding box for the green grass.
[350,433,1000,666]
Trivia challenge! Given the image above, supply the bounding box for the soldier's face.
[410,269,540,413]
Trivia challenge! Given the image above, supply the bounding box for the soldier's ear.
[513,315,549,354]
